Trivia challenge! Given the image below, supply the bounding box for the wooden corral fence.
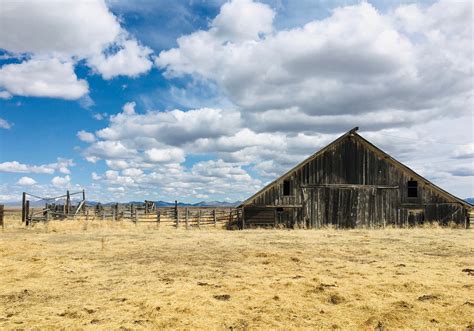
[20,192,243,229]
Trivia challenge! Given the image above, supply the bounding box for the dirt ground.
[0,214,473,330]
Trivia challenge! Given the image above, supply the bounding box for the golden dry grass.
[0,212,473,330]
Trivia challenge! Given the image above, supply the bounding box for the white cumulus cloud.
[17,176,37,186]
[77,130,96,143]
[0,58,88,99]
[51,175,71,187]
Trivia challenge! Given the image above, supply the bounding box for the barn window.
[283,180,291,196]
[407,180,418,198]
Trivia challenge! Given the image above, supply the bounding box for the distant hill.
[465,198,474,205]
[155,200,242,207]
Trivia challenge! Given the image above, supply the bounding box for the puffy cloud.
[0,117,11,129]
[17,177,37,186]
[85,141,137,160]
[95,106,240,145]
[77,130,96,143]
[0,161,54,174]
[0,58,88,99]
[0,0,120,58]
[0,0,153,100]
[87,39,153,79]
[211,0,274,42]
[145,147,185,163]
[51,175,71,187]
[0,158,74,174]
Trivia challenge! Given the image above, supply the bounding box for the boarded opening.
[407,180,418,198]
[283,180,291,196]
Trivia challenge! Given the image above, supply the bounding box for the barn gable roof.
[242,127,471,208]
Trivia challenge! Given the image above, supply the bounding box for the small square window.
[283,180,291,196]
[407,180,418,198]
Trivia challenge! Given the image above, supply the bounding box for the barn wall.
[245,135,469,228]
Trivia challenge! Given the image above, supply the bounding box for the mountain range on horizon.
[1,199,243,208]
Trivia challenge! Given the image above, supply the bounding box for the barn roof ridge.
[241,127,471,208]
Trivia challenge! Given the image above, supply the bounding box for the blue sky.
[0,0,472,203]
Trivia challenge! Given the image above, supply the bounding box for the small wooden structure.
[239,127,472,229]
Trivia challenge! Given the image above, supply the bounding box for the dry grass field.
[0,211,473,330]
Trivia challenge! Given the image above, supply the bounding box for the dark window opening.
[276,207,284,212]
[283,180,291,196]
[407,180,418,198]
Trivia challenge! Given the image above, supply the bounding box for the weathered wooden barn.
[240,128,472,229]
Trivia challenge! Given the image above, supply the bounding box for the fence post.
[25,200,30,226]
[185,208,189,229]
[198,209,201,229]
[213,209,217,227]
[22,192,26,224]
[0,205,4,231]
[134,209,138,224]
[157,210,161,227]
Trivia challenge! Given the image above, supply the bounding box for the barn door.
[307,186,399,228]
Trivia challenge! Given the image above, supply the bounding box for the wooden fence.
[23,203,242,229]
